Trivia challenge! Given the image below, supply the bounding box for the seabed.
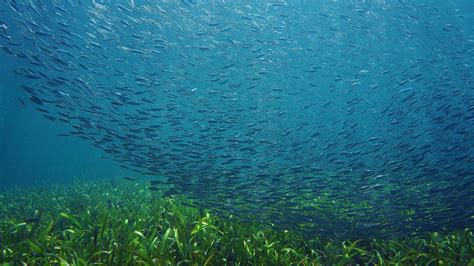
[0,180,472,265]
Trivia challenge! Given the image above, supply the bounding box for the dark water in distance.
[0,0,473,238]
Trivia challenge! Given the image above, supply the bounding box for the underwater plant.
[0,180,472,265]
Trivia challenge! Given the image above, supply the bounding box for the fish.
[29,95,44,105]
[150,180,166,186]
[18,97,27,107]
[24,217,41,223]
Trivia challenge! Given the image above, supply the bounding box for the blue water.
[0,0,473,237]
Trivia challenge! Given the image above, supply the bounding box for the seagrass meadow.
[0,180,472,265]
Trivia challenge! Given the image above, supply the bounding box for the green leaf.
[204,251,215,266]
[38,220,54,241]
[59,212,82,229]
[25,239,43,254]
[161,228,172,254]
[134,230,145,240]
